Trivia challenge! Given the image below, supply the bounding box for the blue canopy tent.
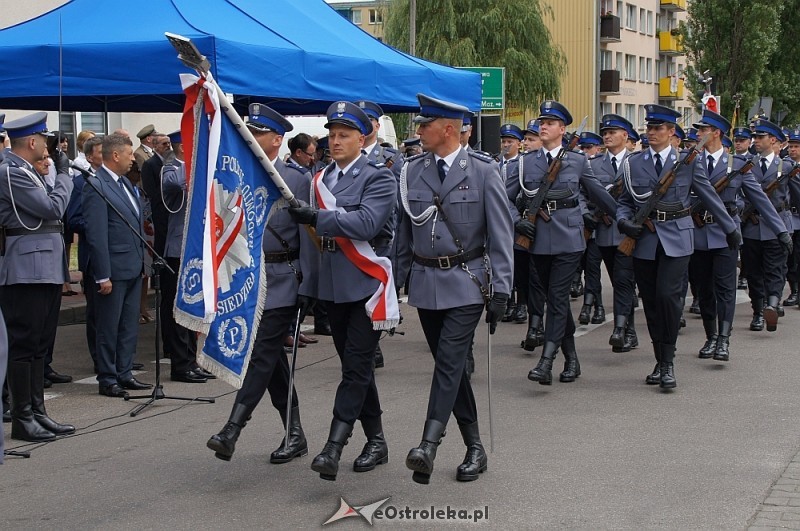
[0,0,481,114]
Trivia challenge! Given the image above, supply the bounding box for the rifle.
[617,135,708,256]
[583,156,626,241]
[739,161,800,225]
[515,116,588,249]
[690,158,754,228]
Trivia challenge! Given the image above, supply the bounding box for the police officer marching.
[616,104,741,389]
[499,123,526,325]
[396,94,513,484]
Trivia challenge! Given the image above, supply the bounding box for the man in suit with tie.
[396,94,513,484]
[507,101,617,387]
[83,133,151,398]
[589,115,639,353]
[0,112,75,442]
[616,104,741,389]
[691,110,790,361]
[288,102,397,482]
[208,105,317,464]
[741,119,794,332]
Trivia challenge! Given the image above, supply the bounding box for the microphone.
[70,162,95,177]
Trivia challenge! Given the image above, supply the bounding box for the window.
[601,50,613,71]
[639,106,646,127]
[639,57,646,82]
[600,102,613,117]
[601,0,614,15]
[78,112,106,135]
[639,8,646,34]
[616,0,623,17]
[369,9,383,25]
[615,52,623,72]
[625,4,636,30]
[625,54,636,80]
[351,10,362,25]
[646,58,653,83]
[615,103,623,115]
[647,11,654,35]
[625,104,635,123]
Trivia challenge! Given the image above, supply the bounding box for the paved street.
[4,288,800,529]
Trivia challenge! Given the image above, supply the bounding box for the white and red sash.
[314,170,399,330]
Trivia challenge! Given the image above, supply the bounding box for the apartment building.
[327,0,389,40]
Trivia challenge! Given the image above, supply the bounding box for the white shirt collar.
[704,147,724,165]
[335,156,361,176]
[434,146,463,172]
[543,145,561,160]
[362,141,377,156]
[608,148,627,164]
[760,152,775,165]
[649,145,672,163]
[102,164,121,182]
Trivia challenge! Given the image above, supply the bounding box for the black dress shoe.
[99,383,128,398]
[192,366,216,379]
[132,362,145,370]
[45,370,73,384]
[578,304,592,325]
[591,305,606,324]
[118,377,153,390]
[645,363,661,385]
[750,312,765,331]
[313,323,332,336]
[609,327,625,349]
[170,369,207,383]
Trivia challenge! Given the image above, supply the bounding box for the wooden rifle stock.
[690,159,755,228]
[740,162,800,224]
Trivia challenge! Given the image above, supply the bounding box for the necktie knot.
[436,159,447,182]
[547,153,553,165]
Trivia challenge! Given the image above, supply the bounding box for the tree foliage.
[384,0,566,110]
[761,0,800,125]
[680,0,783,125]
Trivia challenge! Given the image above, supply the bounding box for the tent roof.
[0,0,481,114]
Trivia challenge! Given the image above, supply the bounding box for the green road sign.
[458,67,505,110]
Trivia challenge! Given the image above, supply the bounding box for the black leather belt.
[542,198,579,213]
[413,246,485,269]
[649,208,690,222]
[776,202,789,213]
[264,249,299,263]
[321,236,392,252]
[4,222,63,236]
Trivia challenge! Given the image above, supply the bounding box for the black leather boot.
[30,358,74,436]
[623,313,638,351]
[689,297,700,314]
[311,419,352,481]
[645,343,661,385]
[591,301,606,324]
[8,361,55,442]
[353,416,388,472]
[527,341,558,385]
[456,422,487,482]
[270,406,308,464]
[713,320,732,362]
[522,315,544,351]
[207,403,252,461]
[738,275,748,290]
[764,295,780,332]
[659,344,677,389]
[578,293,594,325]
[374,342,384,369]
[406,419,446,484]
[559,336,581,382]
[784,282,799,306]
[501,294,515,322]
[513,303,527,324]
[609,314,627,351]
[750,298,765,331]
[698,319,718,359]
[570,274,583,299]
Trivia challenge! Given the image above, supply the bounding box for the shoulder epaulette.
[627,150,645,159]
[405,152,427,164]
[733,154,750,163]
[469,151,493,163]
[368,160,386,169]
[286,161,307,173]
[589,153,603,161]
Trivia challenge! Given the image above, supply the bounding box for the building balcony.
[600,15,621,43]
[659,31,684,55]
[659,77,684,100]
[660,0,686,12]
[600,70,621,94]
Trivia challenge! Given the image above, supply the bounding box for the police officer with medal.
[208,104,318,464]
[396,94,513,484]
[616,104,740,389]
[288,101,397,482]
[0,112,75,441]
[690,110,790,362]
[507,101,617,387]
[741,119,794,332]
[589,114,639,353]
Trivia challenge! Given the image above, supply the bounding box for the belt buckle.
[657,210,667,222]
[703,212,714,224]
[438,256,452,269]
[546,200,557,213]
[793,206,798,215]
[323,238,336,252]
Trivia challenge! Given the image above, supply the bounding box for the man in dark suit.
[140,132,171,257]
[83,134,152,397]
[0,112,75,441]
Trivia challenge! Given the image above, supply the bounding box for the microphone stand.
[72,165,214,417]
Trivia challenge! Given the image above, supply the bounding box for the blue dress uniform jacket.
[0,152,72,285]
[788,164,800,230]
[695,154,785,251]
[589,151,630,247]
[82,166,145,281]
[741,156,792,241]
[313,155,396,304]
[261,158,318,310]
[160,159,187,259]
[396,148,514,309]
[617,148,737,259]
[506,148,617,255]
